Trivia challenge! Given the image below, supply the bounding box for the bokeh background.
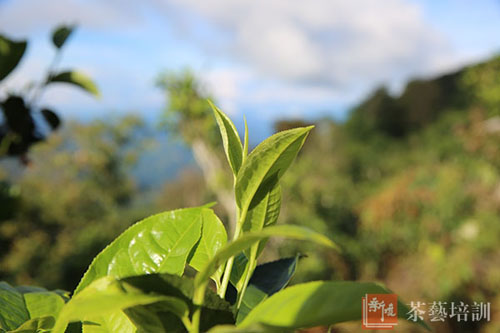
[1,1,500,332]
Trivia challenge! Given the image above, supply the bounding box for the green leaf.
[52,277,184,333]
[229,253,250,298]
[0,35,27,82]
[245,256,298,297]
[52,25,75,49]
[0,282,65,332]
[23,292,65,319]
[47,71,100,97]
[124,304,187,333]
[74,207,208,295]
[188,209,228,288]
[82,311,135,333]
[243,184,281,234]
[209,100,243,175]
[236,256,299,324]
[8,316,55,333]
[208,324,285,333]
[243,183,281,259]
[0,282,29,331]
[235,285,267,326]
[122,274,234,332]
[240,281,430,331]
[235,126,313,214]
[231,185,282,303]
[194,225,338,289]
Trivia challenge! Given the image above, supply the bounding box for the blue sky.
[1,0,500,135]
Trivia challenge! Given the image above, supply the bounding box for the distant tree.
[461,55,500,116]
[157,70,237,233]
[347,69,465,138]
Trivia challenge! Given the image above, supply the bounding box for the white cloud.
[201,67,253,116]
[0,0,145,37]
[161,0,456,92]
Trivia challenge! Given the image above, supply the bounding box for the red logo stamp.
[362,294,398,330]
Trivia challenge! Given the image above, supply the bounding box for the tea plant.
[0,104,429,332]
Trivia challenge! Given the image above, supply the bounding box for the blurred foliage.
[279,56,500,332]
[156,70,219,147]
[0,116,152,291]
[461,56,500,117]
[0,26,99,161]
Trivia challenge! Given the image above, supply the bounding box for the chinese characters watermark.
[362,294,398,329]
[362,294,491,330]
[407,301,490,323]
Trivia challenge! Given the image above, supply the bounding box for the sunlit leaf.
[235,126,313,214]
[188,209,227,288]
[210,101,243,175]
[83,311,135,333]
[75,207,207,294]
[8,316,56,333]
[240,281,430,331]
[52,277,183,333]
[243,183,281,258]
[195,225,338,290]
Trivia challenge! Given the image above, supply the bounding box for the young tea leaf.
[243,183,281,258]
[240,281,430,331]
[235,126,313,214]
[75,207,208,294]
[232,184,282,301]
[194,224,338,290]
[48,71,100,97]
[209,101,243,175]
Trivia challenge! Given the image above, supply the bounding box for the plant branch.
[218,205,247,298]
[29,47,63,108]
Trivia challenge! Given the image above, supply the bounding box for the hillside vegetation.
[278,56,500,332]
